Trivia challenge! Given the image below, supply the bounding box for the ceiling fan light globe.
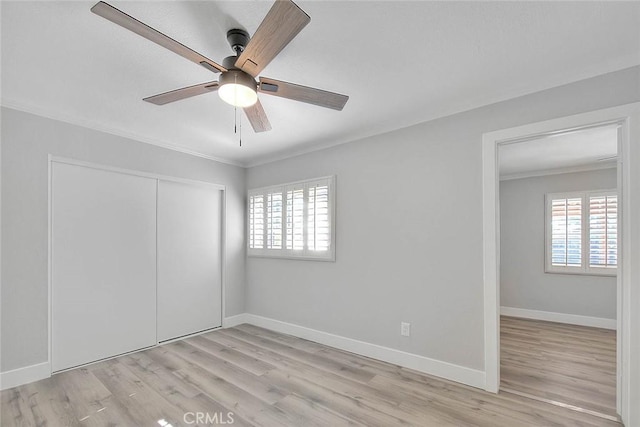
[218,83,258,108]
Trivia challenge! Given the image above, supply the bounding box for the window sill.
[248,252,335,262]
[544,268,616,277]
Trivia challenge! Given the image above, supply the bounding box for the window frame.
[247,175,336,261]
[545,189,617,276]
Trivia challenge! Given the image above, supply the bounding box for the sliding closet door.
[52,162,157,372]
[157,180,222,341]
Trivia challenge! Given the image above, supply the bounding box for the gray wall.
[500,169,617,319]
[0,108,246,372]
[246,66,640,371]
[2,66,638,375]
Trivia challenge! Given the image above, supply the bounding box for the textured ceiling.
[2,1,639,166]
[499,124,618,179]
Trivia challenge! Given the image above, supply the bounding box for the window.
[248,176,335,260]
[546,190,617,275]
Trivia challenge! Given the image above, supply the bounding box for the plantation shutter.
[249,194,264,249]
[308,182,330,251]
[286,185,304,250]
[546,190,616,275]
[266,191,283,249]
[550,197,582,267]
[589,194,617,268]
[248,176,335,260]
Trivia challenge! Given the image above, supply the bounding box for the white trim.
[6,63,640,170]
[619,102,640,424]
[501,307,616,330]
[1,313,486,391]
[616,125,623,415]
[242,313,486,389]
[155,179,159,344]
[1,100,244,167]
[47,154,53,378]
[220,190,228,329]
[482,133,500,393]
[0,95,2,389]
[247,254,337,262]
[500,161,616,181]
[0,362,51,391]
[248,176,336,261]
[245,63,640,169]
[223,314,249,328]
[483,102,640,426]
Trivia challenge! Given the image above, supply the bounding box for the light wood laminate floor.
[2,323,620,426]
[501,316,617,419]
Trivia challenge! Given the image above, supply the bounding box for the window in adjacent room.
[546,190,617,275]
[248,176,335,260]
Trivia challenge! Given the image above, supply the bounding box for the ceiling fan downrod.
[226,29,249,55]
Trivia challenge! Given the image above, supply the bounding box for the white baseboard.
[501,306,616,330]
[241,313,486,390]
[0,362,51,391]
[223,313,249,328]
[1,315,486,391]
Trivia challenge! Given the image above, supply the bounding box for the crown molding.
[1,99,246,168]
[500,161,617,181]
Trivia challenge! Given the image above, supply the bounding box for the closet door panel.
[157,181,222,341]
[52,163,157,372]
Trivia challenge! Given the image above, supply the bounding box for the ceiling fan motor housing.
[226,29,250,54]
[220,55,257,92]
[219,67,257,92]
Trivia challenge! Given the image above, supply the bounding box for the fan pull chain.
[232,74,242,147]
[233,106,242,147]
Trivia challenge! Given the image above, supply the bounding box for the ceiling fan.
[91,0,349,133]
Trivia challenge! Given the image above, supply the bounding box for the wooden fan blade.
[143,81,219,105]
[91,2,227,73]
[235,0,310,77]
[259,77,349,110]
[243,99,272,132]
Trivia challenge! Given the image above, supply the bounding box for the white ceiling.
[498,124,618,179]
[2,1,639,167]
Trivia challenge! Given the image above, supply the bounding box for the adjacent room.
[2,1,640,426]
[498,125,619,421]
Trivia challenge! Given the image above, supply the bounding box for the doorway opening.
[496,123,618,421]
[481,103,640,425]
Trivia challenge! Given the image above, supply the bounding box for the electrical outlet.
[401,322,411,337]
